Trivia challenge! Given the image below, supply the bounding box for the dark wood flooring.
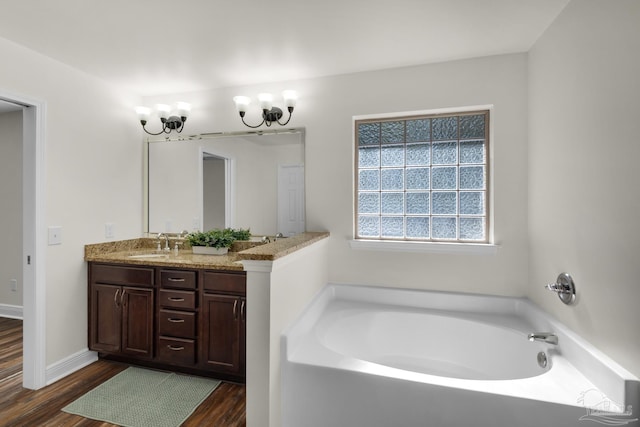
[0,318,246,426]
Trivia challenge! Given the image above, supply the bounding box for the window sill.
[349,239,499,255]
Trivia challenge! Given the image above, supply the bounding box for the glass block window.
[355,110,489,242]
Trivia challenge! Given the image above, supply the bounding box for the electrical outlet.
[48,226,62,245]
[105,222,115,239]
[10,279,17,292]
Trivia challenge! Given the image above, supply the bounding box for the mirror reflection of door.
[202,154,226,230]
[278,164,305,236]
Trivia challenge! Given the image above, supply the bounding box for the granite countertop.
[84,232,329,271]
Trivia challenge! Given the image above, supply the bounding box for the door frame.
[1,89,47,389]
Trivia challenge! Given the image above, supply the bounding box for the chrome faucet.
[528,332,558,345]
[157,233,170,252]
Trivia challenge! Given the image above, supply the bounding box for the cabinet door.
[121,286,154,359]
[200,293,242,375]
[89,284,121,353]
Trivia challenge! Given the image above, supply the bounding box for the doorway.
[0,92,47,390]
[202,154,228,230]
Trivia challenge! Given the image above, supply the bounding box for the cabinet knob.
[168,297,185,302]
[167,318,185,323]
[167,345,185,351]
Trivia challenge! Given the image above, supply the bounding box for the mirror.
[145,128,305,237]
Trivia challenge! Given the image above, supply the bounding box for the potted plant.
[186,228,236,255]
[186,228,251,255]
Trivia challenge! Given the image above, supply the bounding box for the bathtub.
[282,284,640,427]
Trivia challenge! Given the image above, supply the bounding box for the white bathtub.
[282,284,640,427]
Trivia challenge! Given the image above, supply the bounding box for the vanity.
[84,232,328,383]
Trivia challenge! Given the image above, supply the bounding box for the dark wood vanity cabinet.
[89,264,154,359]
[156,268,198,367]
[200,271,247,379]
[88,263,246,382]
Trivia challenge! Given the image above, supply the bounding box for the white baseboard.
[0,304,23,319]
[46,348,98,385]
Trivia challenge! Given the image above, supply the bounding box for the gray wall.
[0,110,22,308]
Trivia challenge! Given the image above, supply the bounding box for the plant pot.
[192,246,229,255]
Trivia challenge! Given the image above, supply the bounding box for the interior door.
[277,164,305,236]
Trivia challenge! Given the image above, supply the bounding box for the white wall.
[528,0,640,377]
[145,52,530,297]
[0,36,141,366]
[243,237,330,427]
[0,110,23,308]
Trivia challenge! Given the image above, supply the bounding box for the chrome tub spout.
[528,332,558,345]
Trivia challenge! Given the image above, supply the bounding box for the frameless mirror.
[145,128,305,237]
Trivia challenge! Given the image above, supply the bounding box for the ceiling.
[0,0,569,97]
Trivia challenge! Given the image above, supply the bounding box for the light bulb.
[135,106,151,121]
[282,90,298,108]
[176,102,191,118]
[233,96,251,113]
[258,93,273,111]
[156,104,171,119]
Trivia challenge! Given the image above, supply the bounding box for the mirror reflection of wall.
[203,155,226,230]
[147,129,304,236]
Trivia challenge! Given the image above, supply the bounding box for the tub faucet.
[528,332,558,345]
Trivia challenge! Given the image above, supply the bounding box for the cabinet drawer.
[159,270,196,290]
[159,289,196,310]
[157,337,196,365]
[91,264,154,287]
[203,271,246,295]
[158,309,196,338]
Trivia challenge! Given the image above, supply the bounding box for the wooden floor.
[0,318,246,426]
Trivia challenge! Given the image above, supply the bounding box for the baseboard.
[46,348,98,385]
[0,304,23,319]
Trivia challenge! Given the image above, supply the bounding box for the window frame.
[353,106,495,248]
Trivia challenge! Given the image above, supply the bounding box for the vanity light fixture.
[135,102,191,135]
[233,90,297,128]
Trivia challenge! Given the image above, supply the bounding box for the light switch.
[105,223,115,239]
[48,226,62,245]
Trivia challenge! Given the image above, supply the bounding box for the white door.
[277,165,305,236]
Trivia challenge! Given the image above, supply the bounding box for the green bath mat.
[62,366,220,427]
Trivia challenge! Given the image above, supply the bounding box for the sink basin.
[127,253,168,259]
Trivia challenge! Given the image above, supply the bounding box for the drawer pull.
[168,297,185,302]
[167,345,184,351]
[167,277,186,282]
[167,318,185,323]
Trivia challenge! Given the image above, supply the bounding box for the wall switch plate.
[48,226,62,245]
[105,222,115,239]
[10,279,17,292]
